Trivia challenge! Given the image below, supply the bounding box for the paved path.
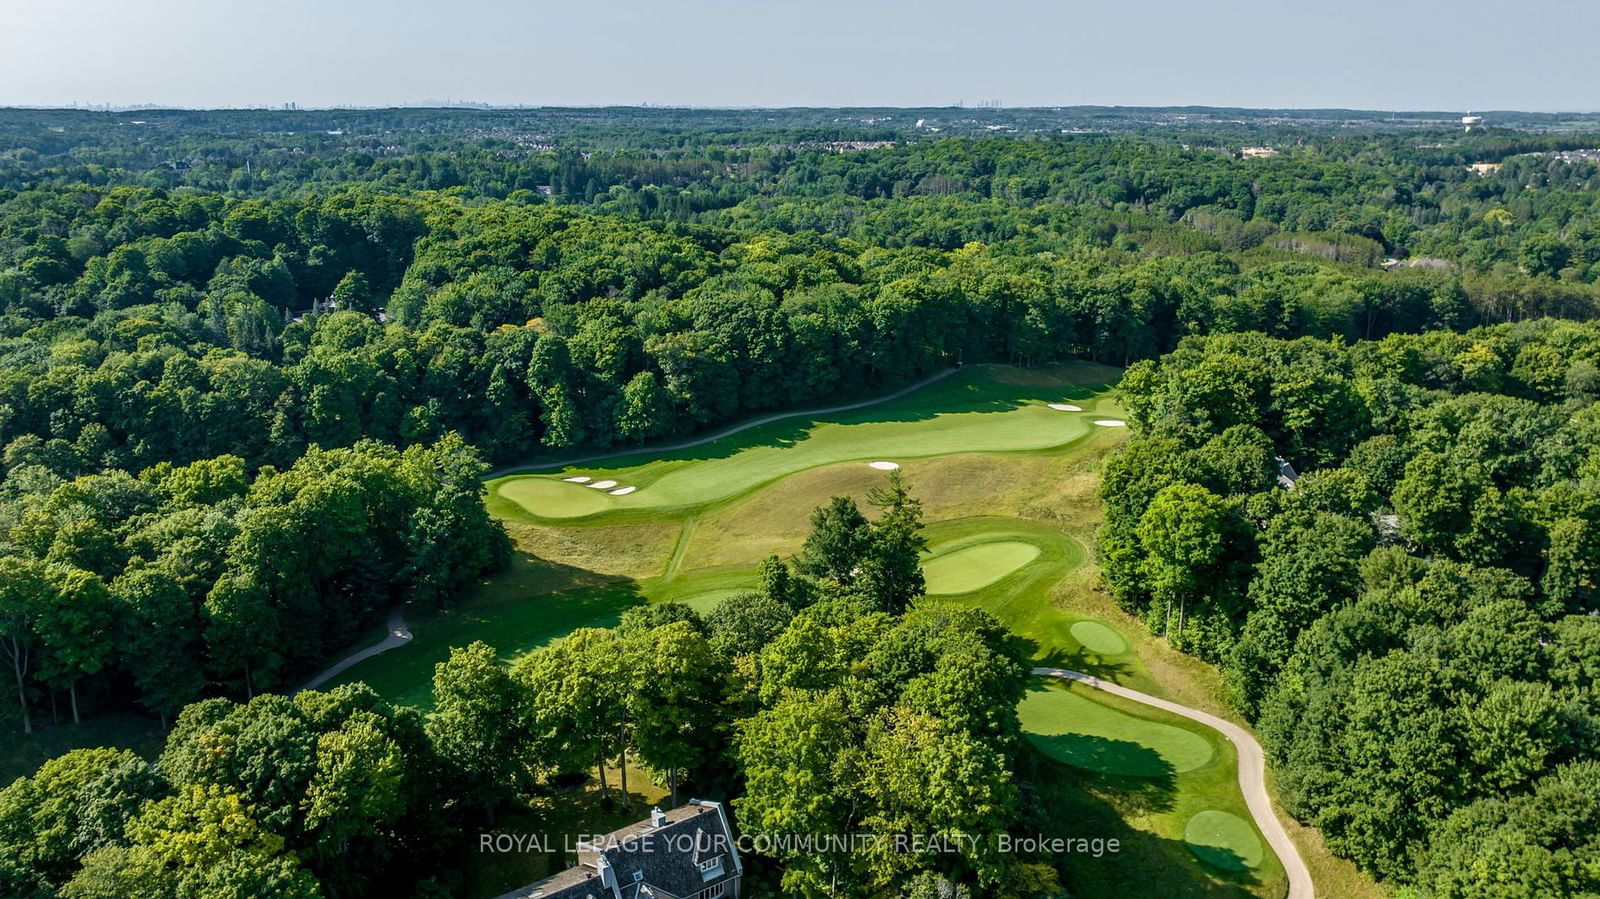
[1032,667,1314,899]
[299,607,413,694]
[484,367,962,478]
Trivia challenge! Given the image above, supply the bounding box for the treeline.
[1,684,467,898]
[4,185,1596,487]
[1097,321,1600,893]
[0,437,507,733]
[4,477,1056,898]
[10,112,1600,282]
[432,474,1049,896]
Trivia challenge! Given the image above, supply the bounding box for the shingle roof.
[496,800,740,899]
[496,862,606,899]
[593,802,738,899]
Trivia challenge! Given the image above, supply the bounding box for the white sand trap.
[1048,403,1083,412]
[868,461,900,471]
[587,479,619,489]
[563,476,592,483]
[1093,420,1127,428]
[609,486,637,496]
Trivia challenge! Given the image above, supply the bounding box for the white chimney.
[650,806,667,828]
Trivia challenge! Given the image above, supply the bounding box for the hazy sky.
[2,0,1594,111]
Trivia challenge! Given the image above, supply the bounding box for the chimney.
[650,806,667,828]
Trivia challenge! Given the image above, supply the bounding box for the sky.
[1,0,1595,111]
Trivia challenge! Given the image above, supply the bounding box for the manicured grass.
[1023,680,1286,897]
[320,361,1335,897]
[1185,810,1266,871]
[487,363,1121,522]
[676,587,751,614]
[1019,680,1215,776]
[340,365,1122,711]
[1070,620,1129,655]
[499,477,614,519]
[923,540,1042,594]
[328,554,648,708]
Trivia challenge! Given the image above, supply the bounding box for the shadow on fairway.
[323,555,648,707]
[498,366,1120,474]
[1028,731,1180,784]
[1026,639,1140,683]
[1020,746,1265,897]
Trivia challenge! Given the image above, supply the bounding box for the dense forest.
[2,107,1600,897]
[3,477,1049,898]
[1098,322,1600,893]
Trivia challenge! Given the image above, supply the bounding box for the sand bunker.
[563,476,592,483]
[609,486,637,496]
[1047,403,1082,412]
[587,480,619,489]
[1093,420,1126,428]
[868,461,900,470]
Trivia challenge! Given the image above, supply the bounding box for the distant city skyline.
[2,0,1596,112]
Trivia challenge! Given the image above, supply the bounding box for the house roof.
[498,865,607,899]
[593,802,738,899]
[497,800,740,899]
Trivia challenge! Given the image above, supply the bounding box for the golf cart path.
[299,607,412,694]
[1032,667,1314,899]
[485,367,962,478]
[305,368,966,693]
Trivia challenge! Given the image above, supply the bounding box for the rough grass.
[486,363,1122,522]
[1024,682,1286,898]
[324,361,1379,899]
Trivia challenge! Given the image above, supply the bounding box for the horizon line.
[3,102,1600,116]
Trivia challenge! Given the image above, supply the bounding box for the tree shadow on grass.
[1018,745,1266,898]
[318,557,648,705]
[496,367,1121,474]
[1019,632,1140,683]
[1025,732,1179,814]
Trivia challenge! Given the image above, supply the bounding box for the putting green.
[1020,684,1215,776]
[490,365,1120,521]
[923,541,1042,594]
[1070,620,1128,655]
[1183,810,1264,870]
[497,477,613,519]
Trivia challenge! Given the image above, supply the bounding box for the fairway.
[319,362,1305,897]
[337,365,1123,706]
[678,587,750,614]
[487,364,1121,521]
[1019,682,1215,776]
[1184,810,1265,870]
[924,540,1042,594]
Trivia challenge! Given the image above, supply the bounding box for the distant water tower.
[1462,113,1484,132]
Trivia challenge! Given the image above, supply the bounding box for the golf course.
[325,362,1313,897]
